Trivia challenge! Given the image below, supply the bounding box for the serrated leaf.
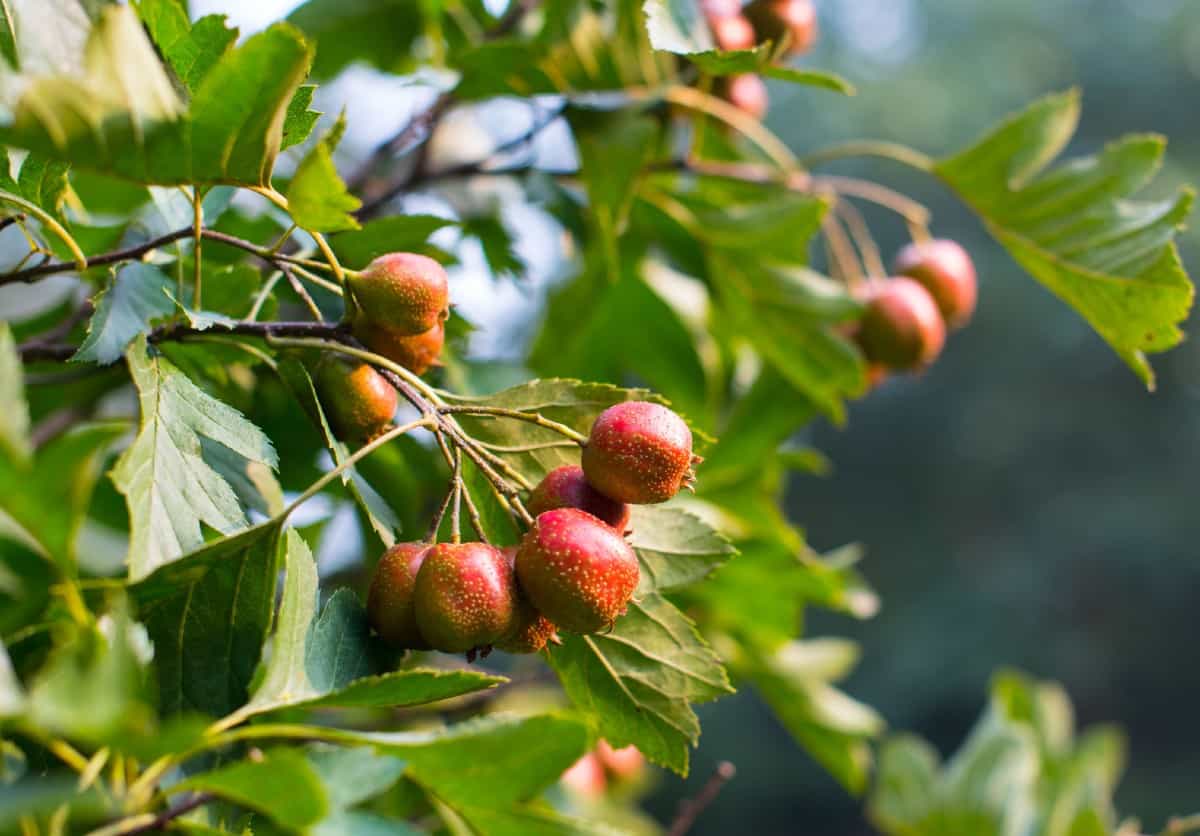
[330,215,457,268]
[241,530,503,720]
[287,113,361,232]
[937,90,1195,388]
[113,336,279,580]
[134,0,236,92]
[176,748,329,832]
[72,262,176,365]
[282,84,321,151]
[763,64,856,95]
[0,323,30,466]
[642,0,713,54]
[629,505,733,593]
[16,154,69,214]
[130,522,282,716]
[0,422,125,571]
[547,594,733,775]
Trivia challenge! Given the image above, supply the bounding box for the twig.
[437,405,587,444]
[667,761,736,836]
[120,793,214,836]
[279,263,326,321]
[0,228,193,285]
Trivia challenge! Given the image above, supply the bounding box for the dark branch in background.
[347,0,543,210]
[122,794,214,835]
[667,761,736,836]
[0,228,193,285]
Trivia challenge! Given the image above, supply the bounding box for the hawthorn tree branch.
[121,793,214,835]
[667,761,736,836]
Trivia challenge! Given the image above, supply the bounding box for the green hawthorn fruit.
[746,0,818,55]
[892,239,978,329]
[581,401,696,505]
[726,73,768,118]
[528,465,631,532]
[855,277,946,371]
[354,317,445,376]
[349,252,450,336]
[367,542,432,649]
[314,357,398,443]
[414,542,518,654]
[515,508,640,633]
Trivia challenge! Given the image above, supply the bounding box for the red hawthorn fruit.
[710,13,756,51]
[527,465,631,532]
[515,508,640,634]
[414,542,518,654]
[746,0,818,55]
[596,740,645,780]
[349,252,450,336]
[355,317,445,376]
[561,752,607,798]
[855,277,946,371]
[496,546,559,654]
[367,542,432,649]
[892,239,978,329]
[726,73,769,119]
[313,358,398,443]
[581,401,696,505]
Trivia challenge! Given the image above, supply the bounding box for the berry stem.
[834,198,886,278]
[799,139,935,172]
[657,85,798,171]
[437,405,588,444]
[667,761,737,836]
[450,448,463,544]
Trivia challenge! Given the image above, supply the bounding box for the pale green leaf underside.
[547,594,733,775]
[629,505,734,593]
[72,262,176,365]
[937,89,1195,389]
[113,336,278,580]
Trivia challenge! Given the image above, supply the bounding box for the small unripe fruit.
[355,318,445,376]
[367,542,432,649]
[561,753,606,798]
[746,0,818,55]
[349,252,450,336]
[710,13,756,51]
[596,740,645,780]
[314,358,397,443]
[726,73,768,119]
[414,542,518,654]
[855,278,946,371]
[528,466,631,532]
[582,401,695,505]
[892,239,978,329]
[515,508,640,634]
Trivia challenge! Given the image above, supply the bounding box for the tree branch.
[667,761,736,836]
[121,793,214,835]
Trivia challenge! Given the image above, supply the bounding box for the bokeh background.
[199,0,1200,831]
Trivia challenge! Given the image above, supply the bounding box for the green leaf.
[241,530,503,719]
[0,422,126,572]
[176,748,330,832]
[0,643,23,718]
[330,215,457,268]
[282,84,321,151]
[112,336,279,580]
[286,113,362,232]
[72,262,176,365]
[16,154,70,215]
[679,47,856,95]
[130,521,282,717]
[642,0,714,54]
[0,323,30,466]
[134,0,236,92]
[937,90,1195,389]
[287,0,422,80]
[547,594,733,775]
[306,744,405,810]
[0,0,17,69]
[629,505,733,593]
[762,64,856,95]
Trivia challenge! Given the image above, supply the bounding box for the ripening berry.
[561,752,607,798]
[528,465,631,532]
[746,0,818,55]
[710,13,756,51]
[515,508,640,633]
[367,542,432,650]
[726,73,769,119]
[355,317,445,376]
[349,252,450,336]
[855,278,946,371]
[701,0,744,17]
[494,547,559,654]
[314,358,397,443]
[596,740,646,780]
[892,239,978,329]
[582,401,696,505]
[414,542,518,654]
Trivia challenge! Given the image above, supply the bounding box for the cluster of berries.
[851,239,978,382]
[702,0,819,118]
[367,402,699,658]
[315,252,449,443]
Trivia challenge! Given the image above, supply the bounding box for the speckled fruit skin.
[354,318,444,376]
[892,239,978,329]
[528,465,631,532]
[726,73,768,119]
[495,546,558,654]
[746,0,817,55]
[367,542,432,649]
[314,359,398,443]
[855,277,946,371]
[582,402,695,505]
[350,252,450,336]
[515,508,640,634]
[710,13,756,51]
[414,542,518,654]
